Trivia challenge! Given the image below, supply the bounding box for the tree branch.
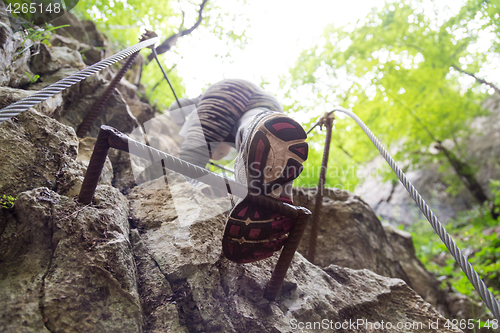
[337,144,353,159]
[147,0,209,62]
[181,0,208,36]
[452,64,500,95]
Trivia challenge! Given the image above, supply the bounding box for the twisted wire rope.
[333,106,499,320]
[0,37,159,124]
[118,132,300,218]
[1,33,496,317]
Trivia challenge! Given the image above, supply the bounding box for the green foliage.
[284,0,498,190]
[25,71,40,84]
[22,23,69,45]
[0,195,16,209]
[72,0,176,46]
[407,183,500,300]
[71,0,248,111]
[140,63,185,110]
[491,179,500,215]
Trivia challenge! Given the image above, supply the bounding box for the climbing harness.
[0,36,498,318]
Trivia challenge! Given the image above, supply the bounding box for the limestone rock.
[384,224,443,305]
[108,148,139,193]
[128,175,231,281]
[0,186,142,332]
[0,86,63,117]
[118,78,154,125]
[294,187,409,282]
[60,80,140,138]
[28,67,80,96]
[31,43,85,74]
[106,110,183,192]
[8,47,35,88]
[0,109,81,197]
[0,10,25,86]
[77,137,113,186]
[127,176,462,332]
[51,12,109,62]
[50,34,80,50]
[130,229,189,333]
[79,43,105,65]
[141,113,184,150]
[81,20,108,50]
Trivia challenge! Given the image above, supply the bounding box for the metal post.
[78,129,111,204]
[78,125,311,300]
[264,207,312,300]
[307,112,334,263]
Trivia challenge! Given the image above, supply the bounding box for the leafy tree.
[286,0,499,210]
[72,0,248,110]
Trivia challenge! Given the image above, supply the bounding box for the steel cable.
[332,106,500,320]
[0,37,159,124]
[1,32,496,315]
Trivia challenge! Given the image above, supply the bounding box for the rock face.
[0,109,80,197]
[1,6,491,332]
[293,187,490,333]
[57,72,141,138]
[30,43,85,75]
[118,79,154,125]
[0,1,34,88]
[294,187,409,282]
[0,86,63,117]
[0,109,465,331]
[0,187,142,332]
[126,176,461,333]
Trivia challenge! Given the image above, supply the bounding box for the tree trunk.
[436,142,499,219]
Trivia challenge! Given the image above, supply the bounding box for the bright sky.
[169,0,473,99]
[174,0,387,96]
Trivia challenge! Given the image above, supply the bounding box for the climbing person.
[169,79,309,263]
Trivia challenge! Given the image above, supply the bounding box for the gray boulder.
[0,109,80,197]
[127,176,462,332]
[0,186,142,332]
[0,86,63,117]
[0,3,30,87]
[117,78,154,125]
[31,43,85,75]
[294,187,409,282]
[59,78,140,138]
[51,11,107,50]
[8,46,35,88]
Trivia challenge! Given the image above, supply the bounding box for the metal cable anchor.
[306,111,334,264]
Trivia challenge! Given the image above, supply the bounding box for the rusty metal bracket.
[306,111,335,264]
[78,125,311,300]
[264,206,311,300]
